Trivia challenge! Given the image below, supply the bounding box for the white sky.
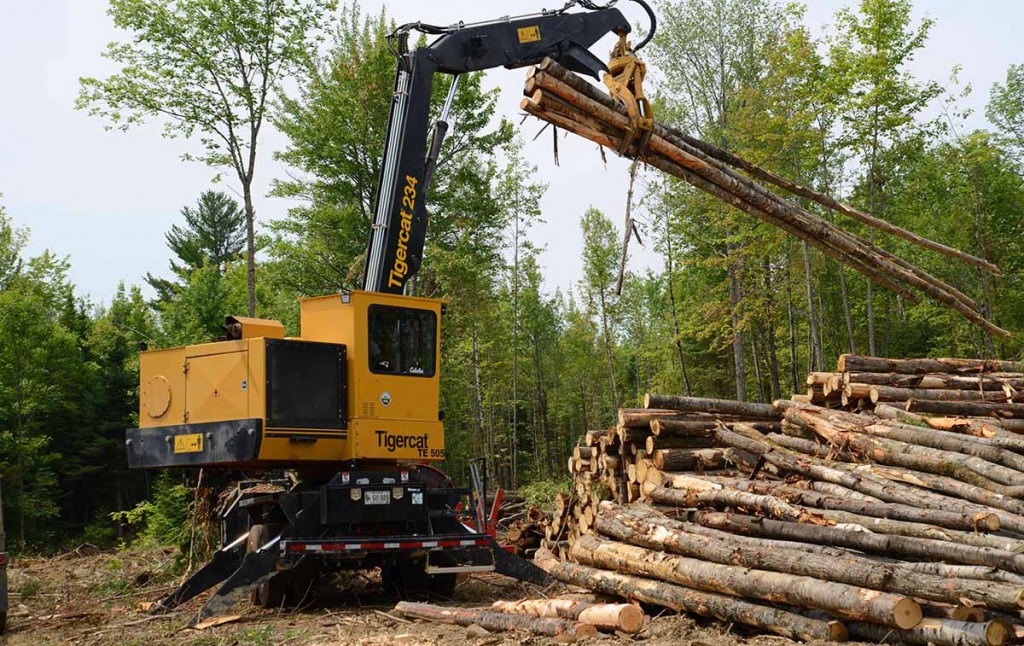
[0,0,1021,306]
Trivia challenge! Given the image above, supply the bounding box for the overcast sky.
[0,1,1021,306]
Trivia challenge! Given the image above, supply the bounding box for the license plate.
[364,490,390,505]
[173,433,204,453]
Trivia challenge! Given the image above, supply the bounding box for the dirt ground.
[2,546,845,646]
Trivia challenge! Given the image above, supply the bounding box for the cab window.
[368,305,437,377]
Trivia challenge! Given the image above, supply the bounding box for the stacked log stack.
[560,399,781,542]
[540,356,1024,645]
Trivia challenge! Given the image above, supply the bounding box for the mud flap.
[191,551,279,625]
[151,546,244,613]
[490,539,553,586]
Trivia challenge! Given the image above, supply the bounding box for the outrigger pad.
[190,551,278,626]
[491,539,553,586]
[151,547,243,613]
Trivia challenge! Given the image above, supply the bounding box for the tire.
[0,610,6,635]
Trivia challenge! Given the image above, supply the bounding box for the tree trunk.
[718,477,1000,532]
[571,533,921,628]
[644,394,776,418]
[490,599,643,633]
[533,548,846,642]
[663,225,693,396]
[837,354,1024,374]
[394,601,597,640]
[728,250,747,402]
[802,242,823,371]
[242,180,257,317]
[598,501,1024,611]
[691,510,1024,575]
[848,618,1010,646]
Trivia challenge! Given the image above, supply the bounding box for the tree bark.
[870,385,1014,403]
[571,534,921,628]
[644,394,776,418]
[650,448,730,472]
[690,510,1024,575]
[533,548,847,642]
[903,399,1024,419]
[523,62,1008,337]
[716,478,1000,532]
[597,501,1024,611]
[393,601,597,640]
[491,599,643,633]
[848,618,1010,646]
[837,354,1024,374]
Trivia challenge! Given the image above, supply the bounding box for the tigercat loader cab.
[128,291,446,469]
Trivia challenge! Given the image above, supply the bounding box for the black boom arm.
[362,5,640,294]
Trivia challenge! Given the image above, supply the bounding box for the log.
[585,429,610,446]
[871,385,1015,403]
[644,394,777,418]
[393,601,597,640]
[525,63,1007,336]
[904,399,1024,419]
[533,548,847,642]
[896,562,1024,585]
[786,407,1024,491]
[651,448,730,472]
[719,424,1024,530]
[617,409,689,429]
[598,502,1024,611]
[667,478,1015,551]
[571,533,922,628]
[719,478,1001,532]
[807,404,1024,465]
[491,599,643,633]
[689,511,1024,575]
[849,373,1024,391]
[680,134,1002,275]
[837,355,1024,375]
[644,435,718,452]
[650,418,779,437]
[848,618,1010,646]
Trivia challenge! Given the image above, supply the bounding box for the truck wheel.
[247,524,289,608]
[0,610,6,634]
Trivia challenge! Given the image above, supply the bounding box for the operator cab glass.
[368,305,437,377]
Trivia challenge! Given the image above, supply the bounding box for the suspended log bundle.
[543,353,1024,644]
[522,60,1006,337]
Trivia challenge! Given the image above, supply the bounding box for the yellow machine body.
[128,291,445,469]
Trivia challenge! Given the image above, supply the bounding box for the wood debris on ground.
[534,354,1024,645]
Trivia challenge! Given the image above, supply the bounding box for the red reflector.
[0,554,6,565]
[288,543,306,552]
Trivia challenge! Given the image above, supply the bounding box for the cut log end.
[895,596,925,630]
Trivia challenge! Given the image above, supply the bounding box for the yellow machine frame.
[129,291,445,468]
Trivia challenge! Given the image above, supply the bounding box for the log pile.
[561,398,780,541]
[540,357,1024,644]
[521,59,1006,338]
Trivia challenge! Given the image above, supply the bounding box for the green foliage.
[146,191,247,304]
[519,479,571,509]
[988,63,1024,161]
[113,472,191,560]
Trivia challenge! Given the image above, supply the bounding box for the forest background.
[2,0,1024,552]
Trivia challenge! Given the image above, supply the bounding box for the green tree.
[146,190,247,303]
[579,207,622,420]
[270,5,513,296]
[830,0,941,354]
[78,0,337,317]
[988,63,1024,161]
